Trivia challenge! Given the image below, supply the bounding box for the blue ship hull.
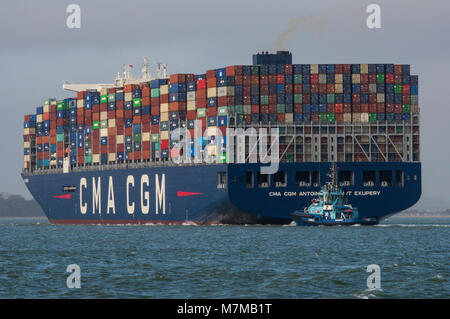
[21,162,421,224]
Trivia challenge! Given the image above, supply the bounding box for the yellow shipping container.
[100,111,108,121]
[352,74,360,84]
[160,131,169,140]
[36,114,43,123]
[187,101,197,110]
[334,84,343,94]
[160,103,169,113]
[93,154,100,163]
[160,85,169,95]
[142,132,150,142]
[360,64,368,74]
[160,112,169,122]
[310,64,318,74]
[77,99,84,108]
[116,135,124,144]
[108,153,116,162]
[125,92,132,101]
[335,74,343,84]
[207,87,217,98]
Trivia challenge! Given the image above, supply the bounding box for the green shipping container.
[394,84,402,94]
[319,114,328,123]
[227,105,235,113]
[294,94,302,103]
[56,134,64,142]
[85,155,92,164]
[151,88,160,98]
[327,113,335,123]
[93,121,100,130]
[260,95,269,105]
[197,108,206,118]
[294,74,302,84]
[250,66,259,75]
[396,126,403,133]
[133,133,142,142]
[133,98,142,107]
[327,94,335,103]
[151,134,160,142]
[411,95,418,105]
[277,104,285,113]
[376,74,385,84]
[101,120,108,128]
[100,95,108,103]
[285,153,294,163]
[108,93,116,102]
[402,104,411,113]
[243,105,251,114]
[218,154,227,163]
[218,106,228,115]
[369,113,377,122]
[234,105,243,114]
[153,142,160,151]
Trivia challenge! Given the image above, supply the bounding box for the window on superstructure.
[380,171,392,187]
[396,170,404,187]
[257,173,270,188]
[363,171,376,187]
[245,171,254,188]
[338,170,354,186]
[296,171,310,187]
[274,171,287,187]
[217,172,227,189]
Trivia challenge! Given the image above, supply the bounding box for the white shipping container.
[206,145,217,156]
[36,114,43,123]
[108,119,116,128]
[50,100,57,106]
[310,64,318,74]
[285,113,293,123]
[352,113,361,122]
[100,112,108,121]
[318,74,327,84]
[23,128,29,135]
[369,84,377,94]
[24,155,30,162]
[100,88,108,95]
[360,64,368,74]
[334,84,343,94]
[361,112,369,123]
[160,112,169,122]
[187,92,196,101]
[77,99,84,108]
[226,86,235,96]
[343,113,352,123]
[108,153,116,162]
[100,128,108,137]
[160,103,169,113]
[93,154,100,163]
[43,105,49,113]
[24,141,30,148]
[28,128,36,135]
[142,132,150,142]
[125,92,133,101]
[117,135,124,144]
[207,87,217,98]
[377,93,385,103]
[207,127,218,136]
[160,131,169,140]
[217,87,227,97]
[160,85,169,95]
[187,101,197,110]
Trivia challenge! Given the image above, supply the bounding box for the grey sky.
[0,0,449,202]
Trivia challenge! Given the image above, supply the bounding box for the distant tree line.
[0,194,45,217]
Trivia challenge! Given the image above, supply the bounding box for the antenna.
[156,62,161,78]
[142,57,150,81]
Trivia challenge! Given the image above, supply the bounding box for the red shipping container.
[219,126,227,137]
[285,84,293,94]
[77,155,84,165]
[143,150,151,160]
[277,114,285,122]
[259,85,269,95]
[394,65,402,74]
[243,86,251,96]
[227,96,235,105]
[142,97,151,106]
[260,75,268,85]
[233,75,242,85]
[361,103,369,113]
[268,104,277,113]
[160,139,169,149]
[335,64,343,73]
[352,93,360,103]
[197,89,207,100]
[117,126,124,135]
[169,102,186,111]
[343,64,351,74]
[197,99,207,108]
[385,74,394,84]
[187,110,197,120]
[344,104,352,113]
[352,103,361,113]
[116,109,124,119]
[243,114,251,124]
[43,113,50,121]
[294,104,302,113]
[242,75,251,86]
[107,128,115,136]
[101,145,108,153]
[92,113,100,121]
[133,116,141,124]
[77,91,85,99]
[260,105,269,114]
[218,96,227,107]
[142,86,150,98]
[108,110,115,119]
[142,141,150,151]
[197,79,206,89]
[319,84,327,94]
[311,113,319,122]
[116,100,124,110]
[274,74,283,84]
[310,84,319,94]
[117,144,124,152]
[402,85,410,94]
[284,64,293,74]
[327,104,334,113]
[251,105,260,113]
[386,103,394,113]
[133,151,141,161]
[243,96,251,104]
[368,74,376,84]
[360,84,368,93]
[125,110,133,119]
[125,127,133,136]
[206,78,216,88]
[369,103,377,113]
[250,75,259,85]
[151,106,160,115]
[402,95,411,104]
[206,69,216,79]
[369,94,377,104]
[268,75,277,84]
[151,97,160,106]
[107,88,116,94]
[151,125,159,133]
[207,107,218,116]
[141,115,150,124]
[377,103,385,113]
[93,130,100,139]
[294,84,302,93]
[186,74,195,83]
[160,94,169,103]
[50,104,57,113]
[93,104,100,113]
[335,113,344,123]
[116,118,124,126]
[360,74,369,84]
[394,104,402,114]
[100,103,108,112]
[326,84,335,94]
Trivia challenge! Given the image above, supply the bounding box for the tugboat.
[291,164,377,226]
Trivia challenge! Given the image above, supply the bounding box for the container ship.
[21,52,421,225]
